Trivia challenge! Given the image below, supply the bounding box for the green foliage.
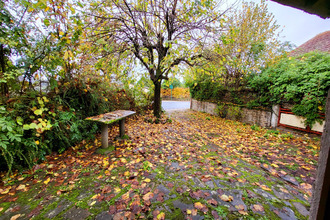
[0,77,138,174]
[227,105,242,120]
[249,52,330,127]
[250,124,261,131]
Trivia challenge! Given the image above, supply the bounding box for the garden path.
[0,110,318,219]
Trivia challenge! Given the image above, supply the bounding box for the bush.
[0,77,140,174]
[248,51,330,127]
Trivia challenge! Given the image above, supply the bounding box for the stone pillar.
[119,119,125,137]
[101,123,108,149]
[310,89,330,220]
[271,105,280,128]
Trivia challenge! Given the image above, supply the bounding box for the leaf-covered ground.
[0,110,320,219]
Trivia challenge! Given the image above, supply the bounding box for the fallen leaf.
[220,194,233,202]
[187,209,192,215]
[194,202,208,213]
[157,212,165,220]
[10,214,21,220]
[253,204,264,212]
[207,199,218,206]
[143,192,154,201]
[238,210,248,215]
[260,184,271,191]
[90,201,96,206]
[235,204,245,210]
[16,184,26,191]
[0,187,11,194]
[144,178,151,183]
[0,207,3,212]
[300,183,312,190]
[122,192,130,201]
[302,166,310,171]
[44,177,50,185]
[114,187,121,193]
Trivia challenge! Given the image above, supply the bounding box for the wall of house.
[190,99,276,127]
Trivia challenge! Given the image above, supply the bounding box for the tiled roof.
[289,31,330,57]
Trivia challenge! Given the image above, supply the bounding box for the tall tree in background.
[88,0,226,117]
[202,0,281,88]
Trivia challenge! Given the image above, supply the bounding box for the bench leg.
[119,119,125,137]
[101,123,108,149]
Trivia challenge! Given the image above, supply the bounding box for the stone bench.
[85,110,136,148]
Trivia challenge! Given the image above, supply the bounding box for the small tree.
[88,0,226,117]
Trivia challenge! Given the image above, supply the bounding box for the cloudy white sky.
[230,0,330,47]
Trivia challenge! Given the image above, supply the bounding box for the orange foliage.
[161,88,190,99]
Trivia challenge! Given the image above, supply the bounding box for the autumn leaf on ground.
[156,212,165,220]
[10,214,21,220]
[16,184,27,191]
[220,194,233,202]
[0,207,3,212]
[144,178,151,183]
[253,204,264,212]
[0,186,11,194]
[44,177,50,185]
[194,202,208,213]
[260,184,271,191]
[143,192,154,201]
[114,187,121,193]
[207,199,218,206]
[235,204,245,210]
[300,183,312,190]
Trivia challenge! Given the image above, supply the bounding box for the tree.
[88,0,225,117]
[202,0,282,88]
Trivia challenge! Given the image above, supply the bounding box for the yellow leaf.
[0,207,3,212]
[144,178,151,183]
[260,185,271,191]
[44,177,50,185]
[187,209,192,214]
[302,166,310,171]
[271,163,278,168]
[220,194,233,202]
[157,212,165,220]
[122,192,130,200]
[91,194,99,199]
[114,187,121,193]
[10,214,21,220]
[108,165,114,171]
[16,184,26,191]
[124,171,130,176]
[90,201,96,206]
[0,187,11,194]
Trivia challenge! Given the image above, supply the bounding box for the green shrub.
[248,51,330,127]
[0,77,140,174]
[227,105,242,120]
[216,103,227,118]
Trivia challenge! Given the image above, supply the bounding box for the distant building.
[289,30,330,56]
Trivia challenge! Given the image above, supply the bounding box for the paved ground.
[162,101,190,111]
[0,110,318,219]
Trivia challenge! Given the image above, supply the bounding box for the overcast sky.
[230,0,330,47]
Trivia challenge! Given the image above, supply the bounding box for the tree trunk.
[0,44,9,97]
[153,80,162,118]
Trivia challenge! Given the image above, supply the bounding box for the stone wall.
[190,99,276,128]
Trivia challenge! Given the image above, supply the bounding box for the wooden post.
[119,119,125,137]
[310,89,330,220]
[101,123,108,149]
